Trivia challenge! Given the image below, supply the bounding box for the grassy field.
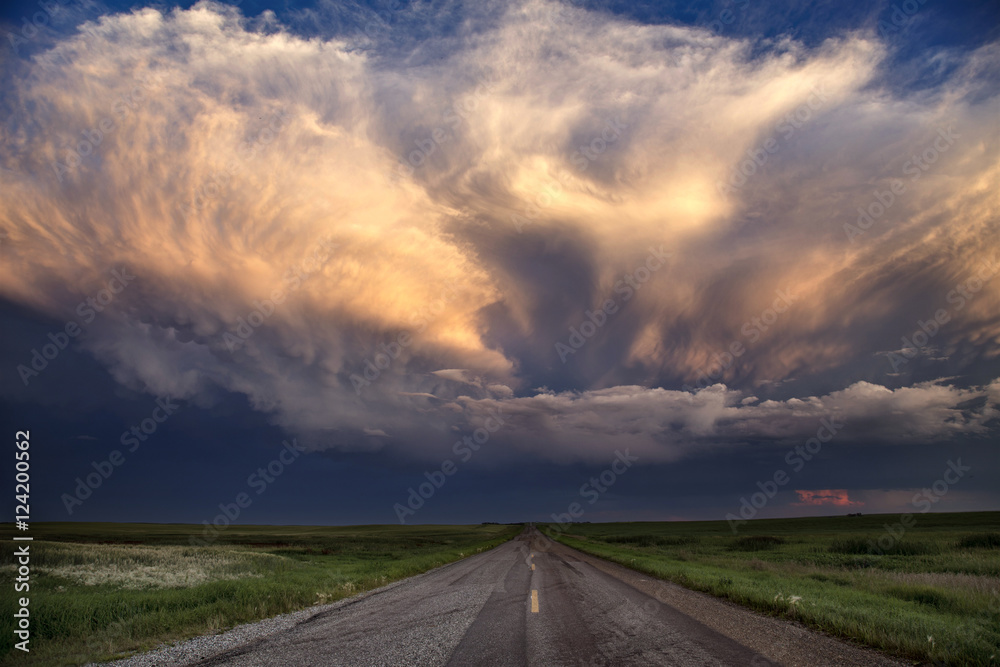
[543,512,1000,666]
[0,522,520,666]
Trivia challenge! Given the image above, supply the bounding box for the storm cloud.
[1,0,998,467]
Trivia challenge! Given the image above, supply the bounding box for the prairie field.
[545,511,1000,666]
[0,522,520,666]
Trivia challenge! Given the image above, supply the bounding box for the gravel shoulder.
[92,563,464,667]
[537,532,911,667]
[95,528,914,667]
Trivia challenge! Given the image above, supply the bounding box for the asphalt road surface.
[125,527,906,667]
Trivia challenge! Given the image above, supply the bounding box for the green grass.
[0,522,521,666]
[543,512,1000,666]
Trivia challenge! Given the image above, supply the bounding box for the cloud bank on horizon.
[1,0,998,465]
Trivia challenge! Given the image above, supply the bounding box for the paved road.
[147,526,905,667]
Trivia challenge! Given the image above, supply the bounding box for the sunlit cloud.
[0,0,997,463]
[793,489,863,507]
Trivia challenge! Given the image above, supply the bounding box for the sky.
[0,0,998,528]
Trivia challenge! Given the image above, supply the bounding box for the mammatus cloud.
[0,0,997,462]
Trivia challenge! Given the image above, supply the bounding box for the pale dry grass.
[30,542,286,589]
[42,561,261,589]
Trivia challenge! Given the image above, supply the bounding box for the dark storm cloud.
[0,0,997,478]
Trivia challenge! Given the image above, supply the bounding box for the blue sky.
[1,0,998,526]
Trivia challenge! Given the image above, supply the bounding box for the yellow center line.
[531,589,539,613]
